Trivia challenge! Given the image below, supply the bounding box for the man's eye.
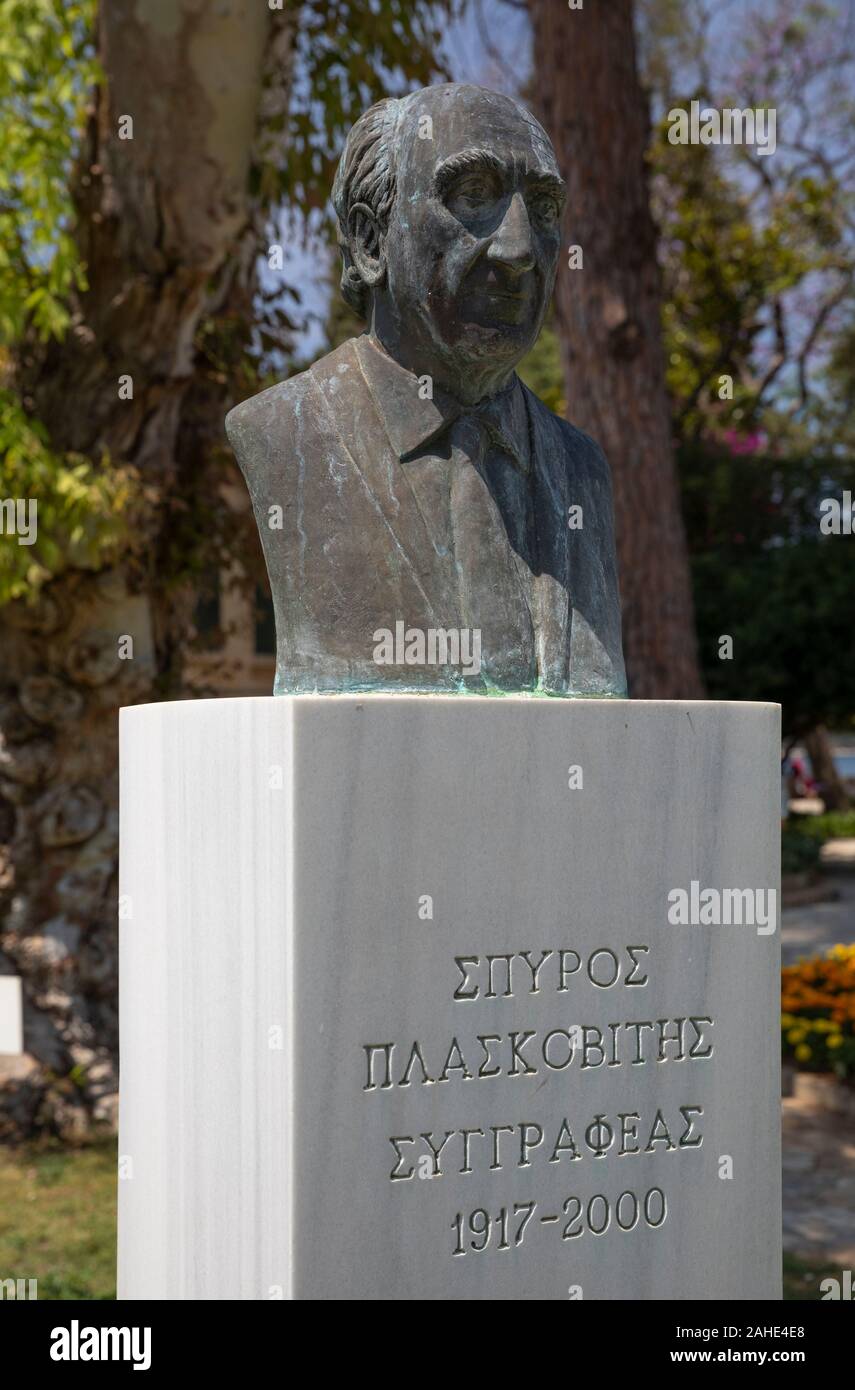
[451,178,494,206]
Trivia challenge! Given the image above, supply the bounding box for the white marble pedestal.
[118,696,781,1300]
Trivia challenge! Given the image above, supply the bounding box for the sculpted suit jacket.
[225,333,626,696]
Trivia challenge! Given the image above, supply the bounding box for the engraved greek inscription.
[519,948,553,992]
[490,1124,515,1170]
[585,1115,614,1158]
[549,1119,581,1163]
[587,948,619,988]
[688,1016,714,1058]
[460,1128,485,1174]
[618,1112,640,1155]
[453,957,479,1000]
[508,1030,537,1075]
[679,1105,704,1147]
[558,950,581,990]
[364,1043,395,1091]
[384,1107,701,1183]
[626,1020,655,1064]
[486,954,514,998]
[366,940,706,1268]
[581,1025,605,1069]
[420,1130,455,1176]
[400,1041,434,1087]
[519,1123,544,1167]
[438,1038,472,1082]
[645,1110,676,1152]
[657,1018,685,1061]
[389,1135,415,1180]
[625,946,649,985]
[363,1017,716,1090]
[477,1034,502,1077]
[543,1028,575,1070]
[451,946,653,1001]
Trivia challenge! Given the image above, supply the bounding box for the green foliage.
[691,534,855,736]
[787,811,855,845]
[0,0,116,606]
[781,828,821,875]
[517,314,566,417]
[259,0,454,218]
[0,0,456,607]
[682,440,855,734]
[0,0,98,345]
[652,131,845,442]
[0,390,133,604]
[640,0,855,458]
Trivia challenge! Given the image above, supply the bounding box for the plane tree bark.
[0,0,280,1138]
[527,0,704,698]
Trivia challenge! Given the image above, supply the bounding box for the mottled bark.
[0,0,282,1138]
[527,0,704,698]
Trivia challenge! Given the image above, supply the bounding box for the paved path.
[781,869,855,963]
[781,857,855,1269]
[783,1094,855,1267]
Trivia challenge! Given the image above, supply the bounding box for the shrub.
[781,829,821,876]
[787,811,855,844]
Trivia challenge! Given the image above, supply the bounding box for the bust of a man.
[226,83,626,696]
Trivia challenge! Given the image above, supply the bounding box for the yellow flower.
[795,1044,812,1061]
[827,1035,844,1049]
[787,1030,806,1045]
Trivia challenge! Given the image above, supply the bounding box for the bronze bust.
[226,83,626,696]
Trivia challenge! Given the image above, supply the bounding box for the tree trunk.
[0,0,282,1139]
[527,0,704,699]
[803,726,850,813]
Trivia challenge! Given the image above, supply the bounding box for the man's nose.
[487,192,535,273]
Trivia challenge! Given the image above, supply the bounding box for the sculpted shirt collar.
[354,333,528,472]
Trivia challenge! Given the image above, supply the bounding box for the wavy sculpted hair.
[331,95,413,319]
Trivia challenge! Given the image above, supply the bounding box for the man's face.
[381,87,565,387]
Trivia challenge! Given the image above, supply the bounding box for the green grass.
[0,1139,116,1299]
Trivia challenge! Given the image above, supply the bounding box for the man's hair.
[332,95,409,319]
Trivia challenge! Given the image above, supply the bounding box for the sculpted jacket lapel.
[361,335,540,685]
[307,338,462,638]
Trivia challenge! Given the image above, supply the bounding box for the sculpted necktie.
[446,407,538,686]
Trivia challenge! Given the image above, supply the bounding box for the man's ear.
[347,202,386,291]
